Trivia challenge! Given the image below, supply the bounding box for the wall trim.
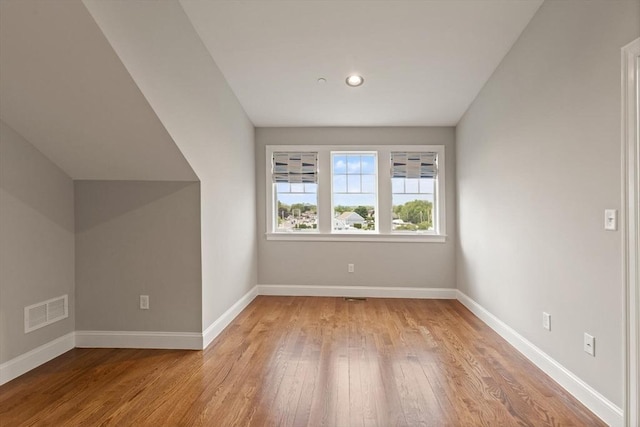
[203,285,259,349]
[0,332,75,386]
[75,330,202,350]
[257,284,457,299]
[622,37,640,427]
[456,290,623,427]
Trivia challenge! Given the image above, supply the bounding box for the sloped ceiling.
[0,0,197,181]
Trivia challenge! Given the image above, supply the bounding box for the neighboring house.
[333,218,348,230]
[336,211,365,227]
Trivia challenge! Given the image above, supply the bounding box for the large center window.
[331,152,377,232]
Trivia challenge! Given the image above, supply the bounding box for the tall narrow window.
[391,152,437,233]
[331,152,377,232]
[272,152,318,232]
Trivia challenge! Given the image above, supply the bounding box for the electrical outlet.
[140,295,149,310]
[348,263,355,273]
[542,312,551,331]
[584,333,595,356]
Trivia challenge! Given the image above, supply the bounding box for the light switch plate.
[604,209,617,231]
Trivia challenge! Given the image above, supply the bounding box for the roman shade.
[272,152,318,183]
[390,152,437,179]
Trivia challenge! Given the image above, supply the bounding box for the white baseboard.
[1,286,623,427]
[456,290,623,427]
[203,285,258,349]
[257,284,457,299]
[0,332,75,386]
[75,330,202,350]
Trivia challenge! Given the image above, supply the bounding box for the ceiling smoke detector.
[345,75,364,87]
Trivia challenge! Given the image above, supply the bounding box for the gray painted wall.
[84,0,258,330]
[75,181,201,332]
[256,127,456,288]
[0,121,75,363]
[456,0,640,406]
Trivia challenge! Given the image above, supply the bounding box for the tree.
[354,206,368,219]
[397,200,433,228]
[277,201,291,218]
[288,203,317,216]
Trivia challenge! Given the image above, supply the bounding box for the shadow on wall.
[0,123,74,233]
[74,180,199,233]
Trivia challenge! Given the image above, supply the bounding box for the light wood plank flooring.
[0,297,605,426]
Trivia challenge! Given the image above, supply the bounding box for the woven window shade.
[390,152,437,179]
[272,152,318,183]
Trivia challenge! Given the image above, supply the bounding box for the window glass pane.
[405,179,419,194]
[333,155,347,174]
[333,175,347,193]
[347,155,361,174]
[419,179,434,194]
[362,174,376,193]
[361,156,375,173]
[275,183,318,232]
[391,178,404,193]
[392,176,434,233]
[347,175,361,193]
[276,183,290,193]
[332,152,377,232]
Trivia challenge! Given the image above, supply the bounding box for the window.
[266,145,445,242]
[332,153,377,232]
[390,152,437,233]
[272,152,318,232]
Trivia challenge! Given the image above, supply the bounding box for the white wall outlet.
[542,312,551,331]
[348,263,355,273]
[584,333,595,356]
[140,295,149,310]
[604,209,617,231]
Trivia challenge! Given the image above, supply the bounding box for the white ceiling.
[180,0,543,127]
[0,0,542,180]
[0,0,197,181]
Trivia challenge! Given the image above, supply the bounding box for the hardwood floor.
[0,297,605,426]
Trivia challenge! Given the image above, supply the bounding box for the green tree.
[398,200,433,228]
[277,201,291,218]
[334,205,351,214]
[290,203,317,215]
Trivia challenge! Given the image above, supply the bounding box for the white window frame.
[265,145,446,243]
[330,150,379,234]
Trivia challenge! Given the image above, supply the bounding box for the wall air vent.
[24,295,68,333]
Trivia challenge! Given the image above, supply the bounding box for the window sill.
[265,232,447,243]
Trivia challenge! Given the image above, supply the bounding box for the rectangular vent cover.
[24,295,68,333]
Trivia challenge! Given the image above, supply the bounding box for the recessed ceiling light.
[317,77,327,84]
[345,75,364,87]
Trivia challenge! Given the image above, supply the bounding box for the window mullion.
[377,148,391,234]
[318,150,332,233]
